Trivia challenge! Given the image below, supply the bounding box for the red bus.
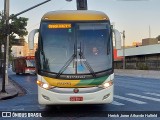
[12,56,36,75]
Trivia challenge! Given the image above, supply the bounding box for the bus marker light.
[37,80,53,90]
[37,80,41,85]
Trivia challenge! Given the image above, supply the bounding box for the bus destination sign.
[48,24,71,29]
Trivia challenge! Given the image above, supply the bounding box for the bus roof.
[42,10,109,21]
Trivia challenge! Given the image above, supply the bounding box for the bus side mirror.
[35,50,39,73]
[113,29,121,50]
[28,29,39,50]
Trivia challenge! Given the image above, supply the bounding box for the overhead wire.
[27,0,74,30]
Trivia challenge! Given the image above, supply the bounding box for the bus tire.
[16,73,19,75]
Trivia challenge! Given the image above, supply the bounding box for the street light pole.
[10,0,51,19]
[1,0,51,93]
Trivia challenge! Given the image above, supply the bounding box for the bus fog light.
[103,93,110,100]
[42,94,50,101]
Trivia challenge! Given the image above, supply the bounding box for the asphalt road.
[1,69,160,120]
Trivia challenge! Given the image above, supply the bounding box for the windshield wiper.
[56,42,96,78]
[56,44,76,78]
[78,42,96,78]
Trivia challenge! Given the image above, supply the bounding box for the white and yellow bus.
[28,10,121,105]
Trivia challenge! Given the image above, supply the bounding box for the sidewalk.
[0,77,18,100]
[115,69,160,79]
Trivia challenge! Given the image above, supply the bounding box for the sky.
[0,0,160,46]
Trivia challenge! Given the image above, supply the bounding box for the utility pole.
[149,25,151,38]
[1,0,51,93]
[1,0,9,93]
[122,30,125,69]
[5,0,10,86]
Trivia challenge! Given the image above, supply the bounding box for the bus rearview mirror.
[113,29,121,50]
[28,29,39,50]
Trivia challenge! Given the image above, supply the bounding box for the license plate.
[70,97,83,101]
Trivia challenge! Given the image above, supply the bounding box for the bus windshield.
[40,21,112,77]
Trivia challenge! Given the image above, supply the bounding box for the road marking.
[12,108,24,111]
[127,93,160,102]
[38,105,45,110]
[145,92,160,97]
[111,101,124,105]
[114,95,146,104]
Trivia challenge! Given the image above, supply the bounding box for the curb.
[114,69,160,79]
[0,77,26,100]
[9,76,27,96]
[0,92,18,100]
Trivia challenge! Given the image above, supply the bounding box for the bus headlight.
[37,80,53,90]
[42,83,49,89]
[103,82,110,88]
[99,80,113,89]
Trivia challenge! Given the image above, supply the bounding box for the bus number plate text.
[70,97,83,101]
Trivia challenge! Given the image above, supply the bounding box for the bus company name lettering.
[67,75,86,79]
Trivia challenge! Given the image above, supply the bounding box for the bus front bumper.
[38,85,113,105]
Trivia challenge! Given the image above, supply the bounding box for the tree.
[0,11,28,59]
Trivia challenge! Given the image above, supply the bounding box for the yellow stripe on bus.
[43,77,80,88]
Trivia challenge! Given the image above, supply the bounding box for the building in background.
[11,46,24,57]
[115,36,160,70]
[142,38,158,46]
[114,49,123,69]
[117,44,160,70]
[11,41,37,57]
